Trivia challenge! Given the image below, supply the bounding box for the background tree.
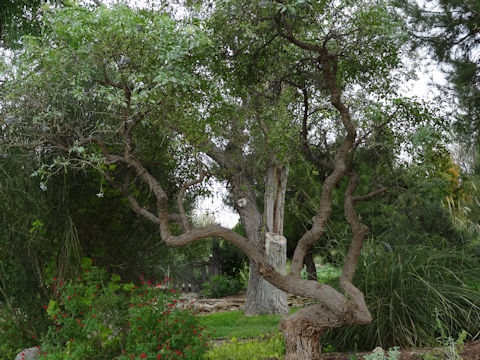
[395,0,480,150]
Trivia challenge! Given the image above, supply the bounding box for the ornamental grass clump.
[323,240,480,351]
[41,258,211,359]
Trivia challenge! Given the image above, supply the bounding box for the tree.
[0,0,76,49]
[395,0,480,149]
[0,2,445,358]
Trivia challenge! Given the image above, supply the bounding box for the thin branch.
[96,78,125,91]
[122,107,152,145]
[274,13,322,52]
[300,88,334,170]
[177,161,206,232]
[103,170,161,225]
[353,187,388,203]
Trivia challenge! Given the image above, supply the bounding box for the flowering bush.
[41,258,211,359]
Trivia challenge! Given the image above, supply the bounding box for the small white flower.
[39,182,47,191]
[96,192,104,198]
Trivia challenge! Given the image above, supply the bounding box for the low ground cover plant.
[40,258,211,359]
[205,332,285,360]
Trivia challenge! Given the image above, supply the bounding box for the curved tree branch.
[177,161,206,232]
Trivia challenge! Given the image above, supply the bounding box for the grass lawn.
[199,263,342,340]
[198,311,282,339]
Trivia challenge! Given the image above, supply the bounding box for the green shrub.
[205,332,285,360]
[323,241,480,351]
[0,309,36,360]
[201,275,243,298]
[362,347,400,360]
[316,263,341,283]
[41,258,211,359]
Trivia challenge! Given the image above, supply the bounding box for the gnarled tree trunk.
[279,305,341,360]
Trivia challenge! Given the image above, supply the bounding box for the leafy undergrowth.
[205,332,285,360]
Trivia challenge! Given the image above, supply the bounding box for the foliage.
[41,259,211,359]
[0,148,204,345]
[394,0,480,148]
[0,2,213,182]
[323,241,480,351]
[438,331,466,360]
[210,238,248,279]
[362,347,400,360]
[205,332,285,360]
[315,263,342,283]
[198,311,282,339]
[0,308,37,360]
[0,0,64,49]
[0,153,83,345]
[68,172,206,285]
[420,331,467,360]
[200,275,244,298]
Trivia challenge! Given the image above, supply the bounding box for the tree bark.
[244,232,289,315]
[264,165,288,234]
[304,252,317,281]
[279,304,348,360]
[244,164,290,315]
